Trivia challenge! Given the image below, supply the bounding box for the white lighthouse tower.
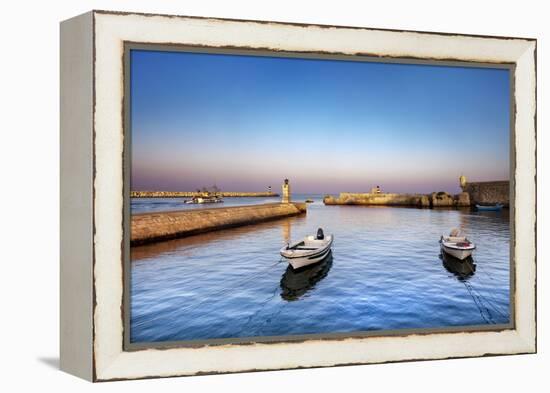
[282,178,291,203]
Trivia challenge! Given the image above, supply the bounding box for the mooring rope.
[162,258,286,317]
[467,284,509,319]
[240,283,282,332]
[251,300,288,336]
[462,280,495,324]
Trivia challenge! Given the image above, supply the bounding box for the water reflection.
[282,219,291,244]
[440,252,476,280]
[280,252,333,301]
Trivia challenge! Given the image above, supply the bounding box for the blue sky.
[130,49,510,194]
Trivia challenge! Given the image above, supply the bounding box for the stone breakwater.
[131,203,306,245]
[462,181,509,207]
[323,192,470,208]
[131,191,279,198]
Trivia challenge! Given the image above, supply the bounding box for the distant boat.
[184,196,224,204]
[280,228,333,269]
[305,199,314,203]
[476,203,503,211]
[440,228,476,260]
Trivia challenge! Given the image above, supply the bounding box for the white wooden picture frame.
[60,10,536,381]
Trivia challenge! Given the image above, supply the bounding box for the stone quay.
[131,180,305,245]
[323,176,509,208]
[132,202,307,245]
[323,192,469,208]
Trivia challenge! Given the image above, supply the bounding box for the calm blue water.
[130,194,510,343]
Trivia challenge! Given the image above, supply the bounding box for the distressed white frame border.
[92,11,536,381]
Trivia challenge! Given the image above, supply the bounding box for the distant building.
[370,185,382,194]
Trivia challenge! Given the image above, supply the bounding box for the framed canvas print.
[60,10,537,381]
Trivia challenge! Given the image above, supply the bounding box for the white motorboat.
[280,228,333,269]
[184,196,223,204]
[440,228,476,260]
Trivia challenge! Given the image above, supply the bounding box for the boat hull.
[280,235,333,270]
[287,247,332,270]
[441,244,474,260]
[476,204,503,211]
[184,198,223,204]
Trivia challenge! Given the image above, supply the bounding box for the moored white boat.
[184,196,224,204]
[280,228,333,269]
[440,228,476,260]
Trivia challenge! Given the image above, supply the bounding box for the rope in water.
[468,266,510,317]
[467,283,509,319]
[462,280,495,324]
[240,283,283,332]
[164,257,286,317]
[251,300,289,336]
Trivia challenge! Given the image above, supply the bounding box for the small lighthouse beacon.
[459,174,467,190]
[282,178,291,203]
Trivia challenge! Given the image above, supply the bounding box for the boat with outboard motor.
[280,228,333,269]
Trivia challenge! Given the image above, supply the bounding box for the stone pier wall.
[462,181,510,206]
[131,202,306,245]
[324,192,430,207]
[323,191,470,208]
[131,191,279,198]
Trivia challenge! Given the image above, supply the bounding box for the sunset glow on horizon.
[130,49,510,194]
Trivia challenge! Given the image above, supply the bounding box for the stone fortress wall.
[323,176,510,208]
[461,180,510,206]
[323,191,469,208]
